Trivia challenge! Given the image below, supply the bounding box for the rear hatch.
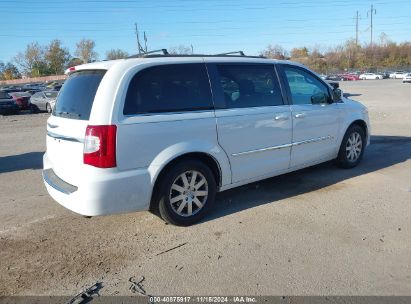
[46,70,106,185]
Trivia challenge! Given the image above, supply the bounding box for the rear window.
[53,70,105,120]
[123,63,213,115]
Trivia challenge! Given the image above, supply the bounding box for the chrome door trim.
[232,143,292,156]
[231,136,333,157]
[292,135,333,146]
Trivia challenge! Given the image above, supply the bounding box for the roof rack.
[126,49,266,59]
[127,49,169,58]
[215,51,245,56]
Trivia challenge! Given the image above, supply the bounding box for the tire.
[46,103,52,113]
[157,159,216,226]
[335,124,366,169]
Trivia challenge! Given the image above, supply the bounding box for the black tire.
[46,103,52,113]
[335,124,366,169]
[157,159,216,226]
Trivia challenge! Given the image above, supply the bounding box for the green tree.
[66,57,83,68]
[75,39,98,63]
[45,39,71,75]
[2,62,21,80]
[106,49,129,60]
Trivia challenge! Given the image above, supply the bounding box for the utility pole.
[135,23,148,54]
[354,10,360,45]
[135,23,142,55]
[143,31,148,52]
[367,4,376,45]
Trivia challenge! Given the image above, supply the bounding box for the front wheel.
[46,103,52,113]
[157,160,216,226]
[335,125,366,169]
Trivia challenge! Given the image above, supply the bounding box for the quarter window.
[123,64,213,115]
[216,64,284,108]
[283,66,330,105]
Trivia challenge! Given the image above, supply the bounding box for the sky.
[0,0,410,62]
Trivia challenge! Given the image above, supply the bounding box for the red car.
[341,74,360,81]
[8,92,31,110]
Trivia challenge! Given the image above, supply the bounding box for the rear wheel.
[157,160,216,226]
[335,125,366,169]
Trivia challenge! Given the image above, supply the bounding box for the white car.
[359,73,383,80]
[390,71,408,79]
[43,54,370,226]
[402,73,411,83]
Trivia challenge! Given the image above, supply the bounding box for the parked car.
[0,91,20,115]
[402,73,411,83]
[8,92,31,110]
[326,74,343,81]
[389,71,408,79]
[341,74,360,81]
[43,55,370,226]
[359,73,383,80]
[29,91,58,113]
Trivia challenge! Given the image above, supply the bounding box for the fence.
[0,75,67,86]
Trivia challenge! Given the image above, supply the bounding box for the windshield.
[45,91,58,98]
[53,70,106,120]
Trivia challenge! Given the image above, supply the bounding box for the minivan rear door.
[46,70,106,185]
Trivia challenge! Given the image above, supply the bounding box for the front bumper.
[43,153,153,216]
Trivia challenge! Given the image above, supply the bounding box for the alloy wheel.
[346,131,363,162]
[169,170,208,217]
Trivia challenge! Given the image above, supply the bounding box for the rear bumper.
[43,153,153,216]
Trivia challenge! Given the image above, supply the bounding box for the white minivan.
[43,53,370,226]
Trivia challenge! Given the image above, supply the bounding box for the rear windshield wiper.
[55,111,81,118]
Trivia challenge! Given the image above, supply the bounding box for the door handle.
[295,113,306,119]
[274,115,289,121]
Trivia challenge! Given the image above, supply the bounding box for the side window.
[283,66,330,105]
[216,64,283,109]
[124,64,213,115]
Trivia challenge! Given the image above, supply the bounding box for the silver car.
[30,91,58,113]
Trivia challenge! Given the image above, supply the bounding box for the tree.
[75,39,98,63]
[45,39,70,75]
[106,49,129,60]
[290,47,309,59]
[2,62,21,80]
[66,57,83,68]
[260,44,288,59]
[169,45,192,55]
[14,42,46,77]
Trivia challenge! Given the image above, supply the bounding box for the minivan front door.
[279,65,340,168]
[207,63,292,183]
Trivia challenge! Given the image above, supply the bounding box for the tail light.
[83,125,117,168]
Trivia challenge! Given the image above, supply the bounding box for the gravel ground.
[0,79,410,296]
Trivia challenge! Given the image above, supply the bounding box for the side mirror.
[332,88,342,101]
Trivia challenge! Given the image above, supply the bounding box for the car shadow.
[0,152,44,174]
[202,135,411,223]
